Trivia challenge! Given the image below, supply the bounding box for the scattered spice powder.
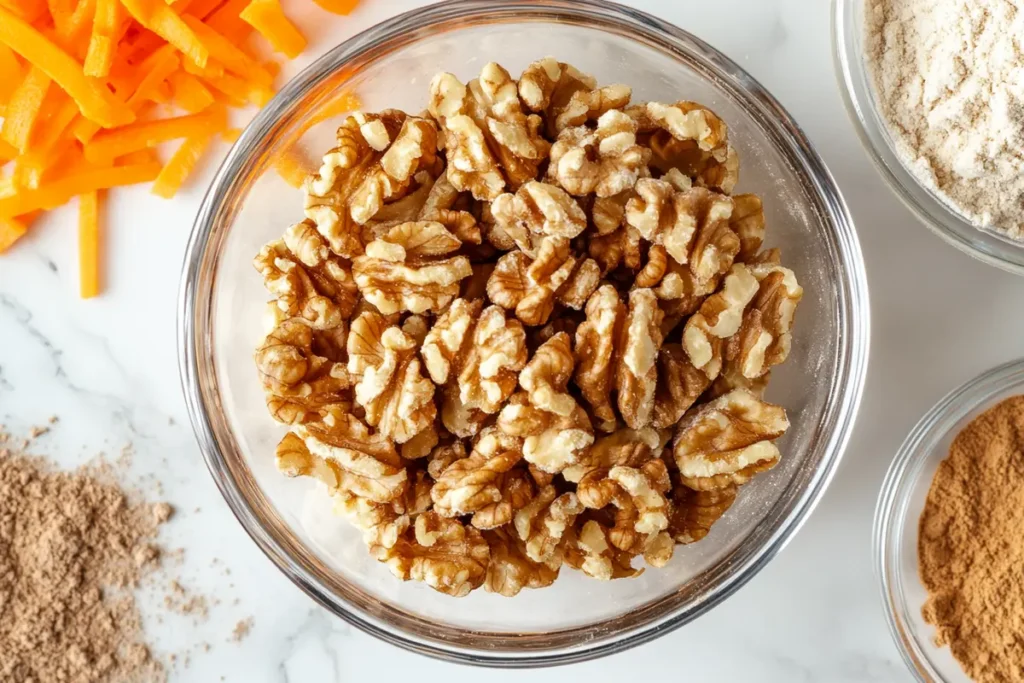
[230,617,254,643]
[919,395,1024,683]
[0,431,171,683]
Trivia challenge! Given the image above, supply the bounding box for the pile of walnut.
[254,58,803,598]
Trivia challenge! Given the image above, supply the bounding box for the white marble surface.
[3,0,1024,680]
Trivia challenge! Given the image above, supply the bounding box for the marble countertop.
[4,0,1024,680]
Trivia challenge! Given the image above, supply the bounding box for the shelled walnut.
[253,56,802,597]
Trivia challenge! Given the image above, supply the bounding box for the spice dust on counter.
[919,395,1024,683]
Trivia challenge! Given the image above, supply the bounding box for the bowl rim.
[179,0,871,666]
[873,358,1024,682]
[830,0,1024,276]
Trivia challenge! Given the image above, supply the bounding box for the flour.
[866,0,1024,238]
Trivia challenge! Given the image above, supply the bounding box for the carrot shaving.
[78,189,101,297]
[0,140,17,162]
[239,0,305,59]
[126,46,179,106]
[220,127,239,142]
[84,0,124,77]
[203,72,271,107]
[168,70,214,112]
[56,0,97,49]
[0,44,25,110]
[311,0,357,15]
[181,14,272,86]
[1,66,51,153]
[83,105,226,163]
[273,149,309,188]
[0,0,48,23]
[0,214,30,252]
[118,0,208,67]
[183,0,222,19]
[151,132,210,198]
[0,6,134,128]
[204,0,252,42]
[182,54,223,78]
[0,159,160,215]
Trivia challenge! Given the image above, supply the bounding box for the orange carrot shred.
[182,55,224,79]
[220,127,239,143]
[118,0,208,68]
[83,105,226,164]
[203,72,272,107]
[181,14,272,86]
[151,132,210,198]
[0,159,160,216]
[2,66,52,153]
[78,189,101,297]
[56,0,97,48]
[273,149,309,188]
[126,45,179,106]
[84,0,124,77]
[183,0,221,18]
[0,6,134,128]
[0,139,17,162]
[0,44,25,108]
[204,0,252,42]
[0,0,48,23]
[0,214,30,252]
[169,70,214,112]
[239,0,305,59]
[311,0,357,15]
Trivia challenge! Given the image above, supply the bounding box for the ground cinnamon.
[919,395,1024,683]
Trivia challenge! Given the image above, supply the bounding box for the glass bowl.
[874,359,1024,682]
[179,0,870,666]
[832,0,1024,275]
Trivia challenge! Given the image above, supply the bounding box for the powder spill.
[230,617,254,643]
[0,431,169,683]
[919,395,1024,683]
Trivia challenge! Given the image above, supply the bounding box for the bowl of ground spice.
[876,359,1024,683]
[833,0,1024,275]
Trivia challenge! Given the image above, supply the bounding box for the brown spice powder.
[0,437,170,683]
[919,395,1024,683]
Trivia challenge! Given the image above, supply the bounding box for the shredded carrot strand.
[0,0,48,23]
[151,132,210,198]
[84,0,124,77]
[0,214,30,252]
[2,66,52,153]
[168,70,214,112]
[181,14,272,86]
[239,0,305,59]
[78,189,101,297]
[204,0,251,42]
[220,127,239,143]
[83,106,226,163]
[0,159,160,216]
[0,6,134,128]
[183,0,222,18]
[126,45,179,106]
[118,0,208,67]
[273,149,309,188]
[203,72,271,107]
[0,139,17,162]
[311,0,357,15]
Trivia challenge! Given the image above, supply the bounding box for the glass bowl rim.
[830,0,1024,276]
[873,358,1024,682]
[179,0,871,666]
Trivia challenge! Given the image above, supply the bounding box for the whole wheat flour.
[866,0,1024,238]
[0,431,170,683]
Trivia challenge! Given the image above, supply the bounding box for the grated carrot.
[311,0,357,15]
[220,127,239,142]
[78,189,101,297]
[83,106,226,164]
[151,132,211,198]
[119,0,208,67]
[84,0,124,77]
[1,66,52,153]
[273,149,309,188]
[0,159,161,216]
[125,45,180,107]
[239,0,305,59]
[203,72,272,107]
[181,14,272,86]
[0,6,134,128]
[0,214,30,252]
[168,70,214,112]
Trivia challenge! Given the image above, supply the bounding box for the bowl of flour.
[834,0,1024,274]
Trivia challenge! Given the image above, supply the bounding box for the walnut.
[416,168,482,245]
[588,225,642,275]
[374,512,489,596]
[548,110,650,197]
[430,428,522,519]
[254,231,358,329]
[629,101,728,153]
[682,264,760,379]
[553,84,632,134]
[513,485,582,563]
[352,221,472,314]
[730,194,765,262]
[400,422,438,459]
[577,459,671,556]
[421,297,482,385]
[562,427,663,483]
[517,58,630,135]
[615,288,664,430]
[491,181,588,246]
[486,239,582,327]
[625,180,739,282]
[723,263,803,379]
[498,335,594,474]
[255,319,351,424]
[668,483,737,544]
[556,258,601,310]
[673,388,789,490]
[562,519,640,580]
[304,111,438,256]
[456,305,528,413]
[293,414,407,503]
[484,527,559,596]
[592,192,629,235]
[634,244,668,288]
[574,285,624,430]
[440,384,488,438]
[346,310,436,443]
[334,488,410,550]
[429,64,549,199]
[426,439,467,480]
[647,130,739,194]
[652,343,712,429]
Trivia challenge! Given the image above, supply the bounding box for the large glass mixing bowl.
[179,0,870,666]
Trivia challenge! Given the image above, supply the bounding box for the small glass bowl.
[875,359,1024,682]
[179,0,870,666]
[832,0,1024,275]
